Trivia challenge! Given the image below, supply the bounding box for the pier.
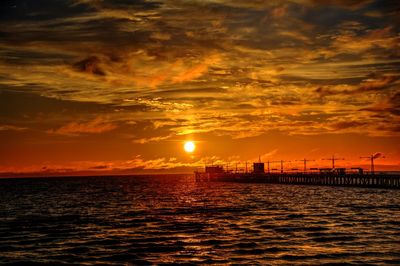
[276,173,400,188]
[195,166,400,189]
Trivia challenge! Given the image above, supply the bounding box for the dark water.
[0,175,399,265]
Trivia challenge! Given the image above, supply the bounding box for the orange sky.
[0,0,399,176]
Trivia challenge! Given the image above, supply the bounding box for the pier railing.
[276,173,400,188]
[195,171,400,189]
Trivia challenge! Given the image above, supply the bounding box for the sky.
[0,0,399,176]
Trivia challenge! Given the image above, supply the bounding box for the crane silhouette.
[296,158,315,173]
[322,155,344,169]
[266,160,271,173]
[360,153,385,174]
[271,160,291,174]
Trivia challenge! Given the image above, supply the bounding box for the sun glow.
[184,141,195,153]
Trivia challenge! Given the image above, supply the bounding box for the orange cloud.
[172,54,220,83]
[272,6,287,17]
[0,125,28,131]
[332,26,398,54]
[49,116,117,136]
[315,74,399,96]
[68,52,221,88]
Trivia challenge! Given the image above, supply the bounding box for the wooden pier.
[277,173,400,188]
[195,172,400,189]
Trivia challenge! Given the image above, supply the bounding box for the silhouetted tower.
[296,158,315,173]
[267,160,270,174]
[360,153,385,174]
[322,155,344,169]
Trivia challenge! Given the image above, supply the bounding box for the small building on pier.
[253,162,265,174]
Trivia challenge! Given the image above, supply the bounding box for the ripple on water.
[0,175,399,264]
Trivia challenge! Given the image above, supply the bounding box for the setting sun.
[184,141,195,153]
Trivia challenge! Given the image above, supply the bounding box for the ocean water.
[0,175,399,265]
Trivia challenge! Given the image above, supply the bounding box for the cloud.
[0,125,27,131]
[308,0,373,9]
[133,134,174,144]
[315,74,399,96]
[89,165,110,170]
[331,26,399,54]
[358,74,399,92]
[171,54,221,83]
[360,92,400,116]
[0,154,229,175]
[261,149,279,158]
[69,52,221,87]
[272,6,287,17]
[49,116,117,135]
[330,121,366,130]
[73,56,106,76]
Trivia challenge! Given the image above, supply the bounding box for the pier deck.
[195,172,400,189]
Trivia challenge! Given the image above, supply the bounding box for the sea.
[0,175,399,265]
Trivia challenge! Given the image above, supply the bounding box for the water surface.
[0,175,399,265]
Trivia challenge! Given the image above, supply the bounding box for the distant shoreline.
[0,173,192,180]
[2,171,400,180]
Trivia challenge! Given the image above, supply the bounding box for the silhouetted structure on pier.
[253,162,265,174]
[296,158,315,173]
[360,153,385,175]
[322,155,344,169]
[270,160,290,174]
[195,162,400,189]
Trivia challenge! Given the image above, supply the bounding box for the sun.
[184,141,195,153]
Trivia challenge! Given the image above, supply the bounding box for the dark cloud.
[0,0,92,21]
[0,47,74,65]
[93,0,161,9]
[73,56,107,76]
[233,104,257,110]
[89,165,110,169]
[153,87,228,97]
[270,98,301,106]
[309,0,373,9]
[360,92,400,116]
[358,75,398,92]
[330,121,367,130]
[390,92,400,106]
